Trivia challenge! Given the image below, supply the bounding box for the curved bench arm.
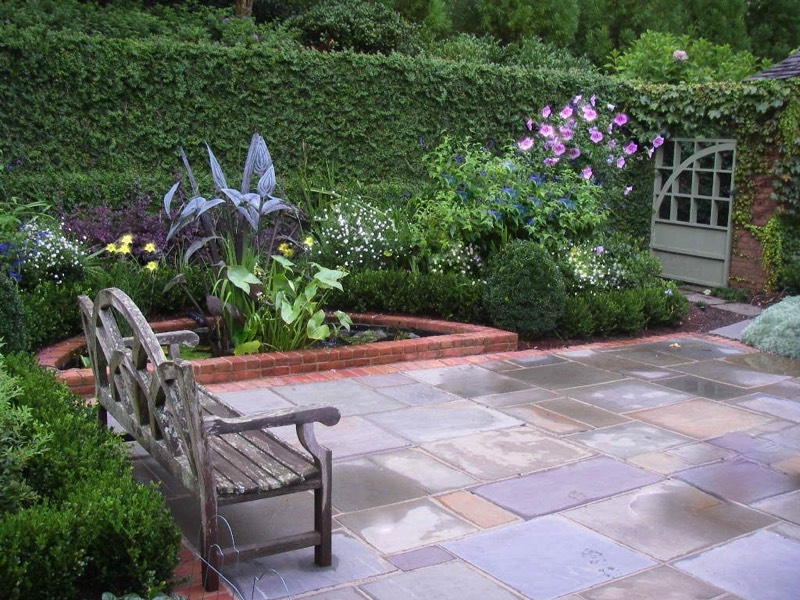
[203,405,341,436]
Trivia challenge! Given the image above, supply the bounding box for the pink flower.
[560,105,573,119]
[581,167,593,179]
[652,135,664,148]
[613,113,628,127]
[672,49,688,61]
[541,105,551,118]
[647,147,655,158]
[608,139,617,149]
[582,106,598,122]
[518,137,533,151]
[590,95,597,106]
[616,156,626,169]
[623,141,638,155]
[594,245,604,254]
[559,126,574,141]
[553,142,566,156]
[568,147,582,159]
[543,157,560,167]
[589,128,603,143]
[526,118,534,131]
[572,94,583,104]
[624,186,634,196]
[539,124,555,138]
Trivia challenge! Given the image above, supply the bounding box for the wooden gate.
[650,138,736,287]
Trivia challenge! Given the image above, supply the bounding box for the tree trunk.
[234,0,254,18]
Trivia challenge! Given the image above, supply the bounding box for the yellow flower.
[144,261,158,271]
[105,243,118,253]
[303,236,314,248]
[118,243,132,255]
[119,233,134,245]
[278,242,295,258]
[143,242,157,253]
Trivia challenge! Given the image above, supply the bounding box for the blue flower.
[502,187,517,199]
[513,203,525,215]
[9,272,21,283]
[488,209,501,220]
[479,170,486,177]
[442,174,455,185]
[527,196,542,206]
[559,197,574,209]
[455,190,468,201]
[454,155,464,164]
[501,160,515,171]
[528,174,543,185]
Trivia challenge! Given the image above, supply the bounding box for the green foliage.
[465,0,579,46]
[0,360,50,513]
[612,31,765,84]
[0,276,26,353]
[638,281,687,327]
[746,0,800,62]
[741,296,800,359]
[483,240,566,337]
[287,0,423,54]
[560,295,594,338]
[21,280,89,351]
[329,268,486,322]
[394,0,452,37]
[0,354,180,599]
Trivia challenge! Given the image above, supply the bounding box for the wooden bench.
[78,288,341,591]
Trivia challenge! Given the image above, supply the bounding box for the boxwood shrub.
[0,354,181,599]
[482,240,566,338]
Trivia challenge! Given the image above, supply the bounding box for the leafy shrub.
[741,296,800,359]
[0,275,26,352]
[612,31,766,83]
[639,281,687,327]
[560,295,594,338]
[11,221,93,290]
[586,291,623,336]
[483,240,566,337]
[0,360,49,512]
[21,280,89,351]
[288,0,423,54]
[329,269,486,323]
[615,288,647,335]
[0,354,181,599]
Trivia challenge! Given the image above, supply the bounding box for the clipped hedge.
[0,27,615,206]
[0,354,181,599]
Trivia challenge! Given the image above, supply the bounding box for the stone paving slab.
[445,515,655,600]
[405,364,532,398]
[675,530,800,600]
[671,360,791,388]
[567,422,693,458]
[474,456,661,518]
[578,565,725,600]
[564,480,776,561]
[566,380,695,413]
[631,399,773,439]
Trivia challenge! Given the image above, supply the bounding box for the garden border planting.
[39,314,518,396]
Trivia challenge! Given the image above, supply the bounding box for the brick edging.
[39,314,518,397]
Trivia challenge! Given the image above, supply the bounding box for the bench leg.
[200,496,220,591]
[314,448,333,567]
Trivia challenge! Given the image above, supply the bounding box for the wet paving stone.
[502,403,591,434]
[567,422,693,458]
[631,399,773,439]
[656,375,750,401]
[405,365,532,398]
[333,457,429,512]
[730,393,800,422]
[377,382,460,406]
[725,353,800,377]
[503,362,624,390]
[359,562,521,600]
[273,379,405,416]
[763,423,800,451]
[672,360,791,388]
[471,387,560,408]
[675,530,800,600]
[385,546,454,571]
[367,400,521,444]
[579,565,724,600]
[474,456,661,518]
[708,432,797,465]
[423,426,591,480]
[567,380,694,413]
[336,498,477,554]
[564,480,776,561]
[754,489,800,524]
[607,346,694,367]
[369,448,478,493]
[445,515,655,600]
[538,397,630,428]
[678,456,800,504]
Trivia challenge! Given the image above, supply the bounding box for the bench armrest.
[203,405,341,436]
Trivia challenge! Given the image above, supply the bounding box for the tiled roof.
[746,52,800,80]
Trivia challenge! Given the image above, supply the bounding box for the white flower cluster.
[20,222,88,285]
[562,244,625,293]
[429,241,483,276]
[313,200,402,270]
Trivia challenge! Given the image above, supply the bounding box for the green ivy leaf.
[226,265,261,294]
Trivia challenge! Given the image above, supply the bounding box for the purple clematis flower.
[518,137,534,151]
[623,141,638,155]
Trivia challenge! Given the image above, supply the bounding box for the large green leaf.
[226,265,261,294]
[307,309,330,340]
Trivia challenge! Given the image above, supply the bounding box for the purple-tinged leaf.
[257,165,276,197]
[163,181,180,217]
[179,147,199,196]
[206,143,228,191]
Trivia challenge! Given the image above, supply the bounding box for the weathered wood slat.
[79,288,341,592]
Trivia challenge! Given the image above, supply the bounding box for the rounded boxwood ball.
[483,240,566,337]
[0,275,26,353]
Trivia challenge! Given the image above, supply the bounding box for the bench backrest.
[79,288,208,493]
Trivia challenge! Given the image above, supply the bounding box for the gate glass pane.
[679,172,692,194]
[719,150,734,171]
[698,172,714,197]
[696,199,712,225]
[659,197,672,219]
[715,200,730,228]
[677,197,691,222]
[698,154,715,169]
[718,172,732,197]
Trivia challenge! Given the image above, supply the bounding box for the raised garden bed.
[38,313,518,396]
